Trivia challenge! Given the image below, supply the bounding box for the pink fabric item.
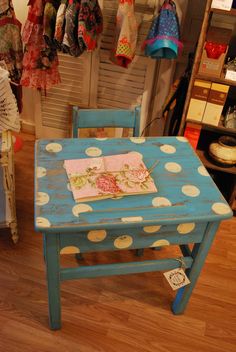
[64,153,158,202]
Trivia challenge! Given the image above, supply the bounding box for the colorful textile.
[64,153,157,202]
[21,0,61,90]
[43,0,60,46]
[54,0,68,47]
[111,0,137,68]
[0,1,23,82]
[62,0,85,57]
[0,0,12,15]
[78,0,103,51]
[62,0,103,57]
[143,0,183,59]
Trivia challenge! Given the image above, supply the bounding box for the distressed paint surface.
[59,223,206,254]
[35,137,233,330]
[35,137,232,233]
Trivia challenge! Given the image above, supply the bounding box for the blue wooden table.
[34,137,232,330]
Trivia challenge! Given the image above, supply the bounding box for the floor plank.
[0,133,235,352]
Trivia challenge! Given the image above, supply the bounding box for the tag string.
[175,257,186,270]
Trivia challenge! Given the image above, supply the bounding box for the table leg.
[44,233,61,330]
[172,221,219,314]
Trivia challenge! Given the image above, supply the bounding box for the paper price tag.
[211,0,233,11]
[164,269,190,291]
[225,70,236,81]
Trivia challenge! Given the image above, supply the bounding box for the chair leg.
[10,221,18,244]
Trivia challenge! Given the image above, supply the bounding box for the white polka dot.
[182,185,200,197]
[46,143,62,153]
[36,167,47,178]
[212,203,232,215]
[152,197,172,207]
[165,162,182,173]
[36,192,50,206]
[72,204,93,217]
[114,235,133,249]
[87,230,107,242]
[67,183,72,191]
[177,223,196,234]
[95,138,108,141]
[130,137,146,144]
[160,145,176,154]
[60,246,80,254]
[150,239,170,247]
[176,137,188,142]
[198,166,209,177]
[143,226,162,233]
[128,151,143,159]
[36,217,51,228]
[121,217,143,223]
[85,147,102,157]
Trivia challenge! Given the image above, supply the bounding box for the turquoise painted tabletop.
[34,137,233,233]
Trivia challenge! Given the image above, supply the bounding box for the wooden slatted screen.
[36,0,158,138]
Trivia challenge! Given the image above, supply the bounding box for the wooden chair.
[71,106,143,258]
[72,106,141,138]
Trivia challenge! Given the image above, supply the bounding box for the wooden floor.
[0,133,235,352]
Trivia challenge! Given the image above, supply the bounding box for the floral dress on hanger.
[111,0,137,68]
[20,0,61,90]
[0,0,23,82]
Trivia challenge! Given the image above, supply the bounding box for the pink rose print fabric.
[64,153,157,202]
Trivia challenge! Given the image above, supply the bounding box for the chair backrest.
[72,106,141,138]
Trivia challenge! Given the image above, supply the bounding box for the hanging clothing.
[54,0,68,48]
[111,0,137,68]
[142,0,183,60]
[62,0,103,57]
[21,0,61,90]
[0,67,20,132]
[0,0,23,82]
[43,0,60,46]
[78,0,103,51]
[62,0,85,57]
[0,0,12,14]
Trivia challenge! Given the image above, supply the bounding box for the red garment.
[21,0,61,90]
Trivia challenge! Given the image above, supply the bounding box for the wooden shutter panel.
[36,0,158,137]
[36,52,91,138]
[90,0,158,133]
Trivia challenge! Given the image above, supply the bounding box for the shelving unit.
[196,73,236,87]
[179,0,236,212]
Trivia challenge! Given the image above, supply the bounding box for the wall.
[13,0,36,133]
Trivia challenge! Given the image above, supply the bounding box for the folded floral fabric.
[111,0,137,68]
